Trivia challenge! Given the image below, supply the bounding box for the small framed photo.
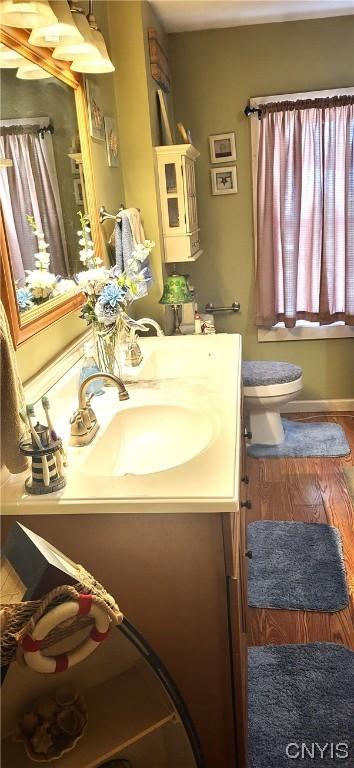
[73,177,84,205]
[104,116,119,167]
[211,166,238,195]
[85,79,104,142]
[209,132,236,164]
[70,157,80,175]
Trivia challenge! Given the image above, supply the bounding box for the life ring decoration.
[20,594,110,674]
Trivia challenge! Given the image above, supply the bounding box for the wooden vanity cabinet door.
[224,507,248,768]
[239,390,250,635]
[222,397,249,768]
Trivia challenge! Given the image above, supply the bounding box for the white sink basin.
[82,403,216,477]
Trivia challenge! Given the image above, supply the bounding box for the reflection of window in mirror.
[0,68,86,324]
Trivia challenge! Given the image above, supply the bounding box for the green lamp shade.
[159,272,194,305]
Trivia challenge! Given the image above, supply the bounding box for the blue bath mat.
[248,521,348,611]
[249,642,354,768]
[247,418,350,458]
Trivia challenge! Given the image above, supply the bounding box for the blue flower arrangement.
[94,283,127,327]
[16,287,34,311]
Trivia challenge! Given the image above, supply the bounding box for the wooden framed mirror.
[0,25,103,347]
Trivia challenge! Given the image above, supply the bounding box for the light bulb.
[28,1,84,48]
[0,1,57,29]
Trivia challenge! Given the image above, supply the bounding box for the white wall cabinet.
[155,144,202,263]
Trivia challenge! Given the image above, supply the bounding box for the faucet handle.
[69,407,99,446]
[70,410,89,438]
[125,340,143,368]
[83,393,97,425]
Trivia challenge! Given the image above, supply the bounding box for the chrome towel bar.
[204,301,240,314]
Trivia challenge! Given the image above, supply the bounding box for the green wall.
[107,0,167,324]
[169,16,354,399]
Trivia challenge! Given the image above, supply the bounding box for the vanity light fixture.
[70,26,114,73]
[70,0,114,74]
[0,0,57,29]
[0,43,26,67]
[52,9,97,61]
[28,1,84,48]
[16,60,52,79]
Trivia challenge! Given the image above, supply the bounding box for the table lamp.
[159,268,194,334]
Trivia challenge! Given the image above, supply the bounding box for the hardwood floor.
[247,413,354,650]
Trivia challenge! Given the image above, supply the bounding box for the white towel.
[124,208,145,247]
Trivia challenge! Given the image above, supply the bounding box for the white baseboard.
[281,399,354,413]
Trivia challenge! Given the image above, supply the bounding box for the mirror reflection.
[0,66,85,323]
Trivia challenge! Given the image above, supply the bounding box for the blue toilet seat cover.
[242,361,303,387]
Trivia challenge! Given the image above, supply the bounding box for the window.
[250,88,354,342]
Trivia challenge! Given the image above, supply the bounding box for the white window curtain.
[255,95,354,328]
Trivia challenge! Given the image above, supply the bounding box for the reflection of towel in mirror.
[0,301,29,474]
[114,208,153,299]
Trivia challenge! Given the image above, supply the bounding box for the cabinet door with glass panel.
[156,144,202,263]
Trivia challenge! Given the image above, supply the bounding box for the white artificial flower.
[83,248,94,258]
[52,279,77,296]
[26,270,57,299]
[34,252,50,267]
[129,239,155,268]
[76,268,109,295]
[77,230,83,236]
[79,238,86,246]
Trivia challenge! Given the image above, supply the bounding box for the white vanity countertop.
[1,334,242,515]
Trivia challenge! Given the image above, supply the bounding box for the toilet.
[242,361,303,445]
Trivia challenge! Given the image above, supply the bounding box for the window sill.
[258,325,354,342]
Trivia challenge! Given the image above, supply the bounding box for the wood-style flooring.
[247,413,354,650]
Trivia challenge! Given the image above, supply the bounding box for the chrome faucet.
[69,373,129,446]
[124,318,164,368]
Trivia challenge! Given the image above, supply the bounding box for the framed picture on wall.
[74,177,84,205]
[104,117,119,167]
[70,157,80,175]
[211,166,238,195]
[209,132,236,163]
[85,79,105,142]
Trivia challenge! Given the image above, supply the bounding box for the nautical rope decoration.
[21,594,111,674]
[1,565,123,672]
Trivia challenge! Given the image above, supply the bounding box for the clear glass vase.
[92,324,120,378]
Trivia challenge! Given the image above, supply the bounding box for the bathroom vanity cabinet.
[1,498,249,768]
[1,334,248,767]
[155,144,202,263]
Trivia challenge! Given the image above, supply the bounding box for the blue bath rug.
[247,418,350,458]
[248,521,348,611]
[248,642,354,768]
